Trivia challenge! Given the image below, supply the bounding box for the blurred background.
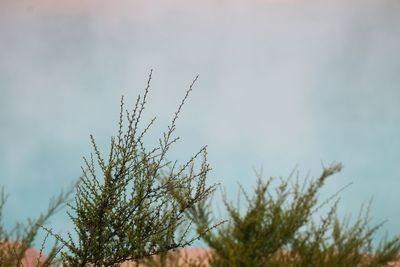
[1,0,399,251]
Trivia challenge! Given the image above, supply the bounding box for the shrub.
[3,72,400,267]
[188,164,400,267]
[0,186,72,267]
[43,71,218,266]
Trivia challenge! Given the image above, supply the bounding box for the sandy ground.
[3,241,400,267]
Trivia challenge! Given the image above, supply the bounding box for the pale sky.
[1,0,400,251]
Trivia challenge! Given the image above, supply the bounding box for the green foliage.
[0,186,72,267]
[45,71,217,266]
[189,164,400,267]
[2,72,400,267]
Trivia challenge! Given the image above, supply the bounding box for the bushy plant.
[188,163,400,267]
[43,71,218,267]
[0,186,72,267]
[3,72,400,267]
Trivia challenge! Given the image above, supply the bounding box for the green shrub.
[3,72,400,267]
[43,71,217,267]
[188,164,400,267]
[0,186,72,267]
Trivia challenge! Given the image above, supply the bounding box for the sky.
[1,0,400,251]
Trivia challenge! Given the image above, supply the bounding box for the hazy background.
[1,0,400,250]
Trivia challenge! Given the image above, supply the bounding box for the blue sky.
[1,0,400,250]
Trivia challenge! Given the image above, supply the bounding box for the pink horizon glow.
[2,0,298,15]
